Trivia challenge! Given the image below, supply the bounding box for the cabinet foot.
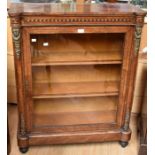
[19,147,29,153]
[119,141,128,148]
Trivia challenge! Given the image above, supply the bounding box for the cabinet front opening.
[30,32,124,131]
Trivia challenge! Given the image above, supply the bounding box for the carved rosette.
[12,28,21,59]
[134,26,142,55]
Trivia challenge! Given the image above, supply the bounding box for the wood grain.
[33,97,117,114]
[8,104,140,155]
[31,33,123,65]
[32,65,121,83]
[33,81,120,97]
[8,2,146,16]
[8,2,146,151]
[34,110,117,126]
[32,64,121,98]
[7,21,147,112]
[33,97,117,127]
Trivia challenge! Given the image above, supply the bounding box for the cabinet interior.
[30,33,124,129]
[31,33,124,66]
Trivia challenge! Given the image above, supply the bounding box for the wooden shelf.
[32,61,122,66]
[33,81,119,98]
[31,51,122,66]
[33,93,119,99]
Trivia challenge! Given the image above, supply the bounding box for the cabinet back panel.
[32,65,121,83]
[31,33,124,64]
[34,111,116,127]
[33,96,118,127]
[33,97,117,113]
[32,65,121,97]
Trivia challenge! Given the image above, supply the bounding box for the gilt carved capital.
[12,27,21,59]
[134,25,142,55]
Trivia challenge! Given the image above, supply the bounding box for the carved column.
[10,15,28,150]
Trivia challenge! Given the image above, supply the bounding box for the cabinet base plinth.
[17,128,131,152]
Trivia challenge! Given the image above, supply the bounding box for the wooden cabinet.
[8,2,146,153]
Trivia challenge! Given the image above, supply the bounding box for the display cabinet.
[8,1,146,153]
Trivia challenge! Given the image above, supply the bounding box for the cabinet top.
[8,2,146,16]
[8,2,146,27]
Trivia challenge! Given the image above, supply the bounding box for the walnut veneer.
[8,2,146,153]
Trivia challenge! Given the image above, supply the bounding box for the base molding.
[18,128,131,147]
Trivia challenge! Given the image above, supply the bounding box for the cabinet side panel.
[123,26,142,130]
[117,27,135,128]
[22,28,34,132]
